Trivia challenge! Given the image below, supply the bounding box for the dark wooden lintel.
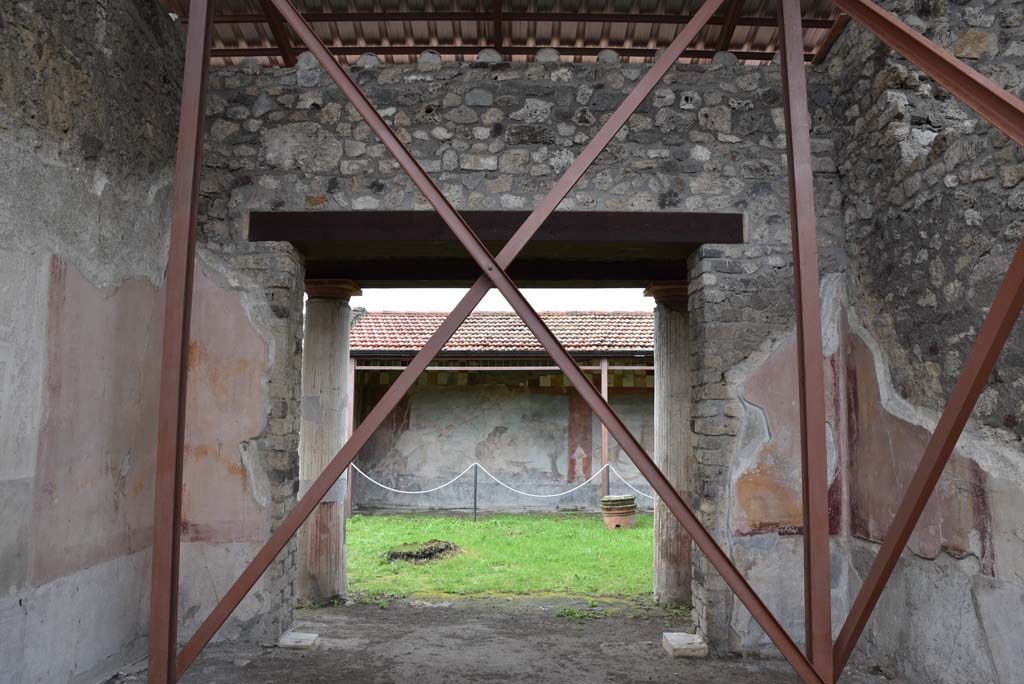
[248,210,746,287]
[247,210,745,245]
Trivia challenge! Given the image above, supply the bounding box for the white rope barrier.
[607,466,658,500]
[349,462,479,495]
[474,462,609,499]
[350,462,657,500]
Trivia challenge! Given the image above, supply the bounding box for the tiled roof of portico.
[350,310,654,355]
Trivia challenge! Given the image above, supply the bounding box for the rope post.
[473,463,479,522]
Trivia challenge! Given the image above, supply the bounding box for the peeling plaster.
[240,439,272,510]
[845,297,1024,485]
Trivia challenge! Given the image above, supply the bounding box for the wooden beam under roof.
[813,14,850,64]
[716,0,743,52]
[183,10,836,29]
[259,0,298,66]
[211,44,814,61]
[492,0,504,54]
[163,0,851,67]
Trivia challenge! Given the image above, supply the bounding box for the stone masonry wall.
[203,50,844,652]
[832,0,1024,439]
[683,62,846,650]
[825,1,1024,681]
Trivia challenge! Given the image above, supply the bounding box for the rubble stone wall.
[825,1,1024,681]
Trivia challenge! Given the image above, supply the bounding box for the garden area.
[346,512,654,598]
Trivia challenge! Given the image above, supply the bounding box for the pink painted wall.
[180,267,270,545]
[730,304,993,559]
[845,333,993,572]
[32,257,163,584]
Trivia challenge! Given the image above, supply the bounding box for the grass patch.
[347,512,653,598]
[556,606,607,622]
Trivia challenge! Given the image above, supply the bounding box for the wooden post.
[646,282,692,606]
[345,356,356,519]
[600,357,610,498]
[297,279,360,602]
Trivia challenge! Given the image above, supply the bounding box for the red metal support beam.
[172,2,823,682]
[777,0,833,680]
[834,0,1024,146]
[259,0,298,66]
[147,1,213,683]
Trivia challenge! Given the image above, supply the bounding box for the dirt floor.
[126,597,902,684]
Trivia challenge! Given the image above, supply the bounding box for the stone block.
[662,632,709,658]
[278,631,320,650]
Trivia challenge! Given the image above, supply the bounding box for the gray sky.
[350,288,652,312]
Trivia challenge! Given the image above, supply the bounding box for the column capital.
[644,281,688,307]
[305,278,362,300]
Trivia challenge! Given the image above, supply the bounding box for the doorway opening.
[341,288,656,601]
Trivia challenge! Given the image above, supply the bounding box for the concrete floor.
[118,597,902,684]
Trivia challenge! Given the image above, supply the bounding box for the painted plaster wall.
[0,2,182,682]
[351,373,654,511]
[0,1,303,679]
[726,272,1020,679]
[721,275,850,654]
[679,5,1024,670]
[823,1,1024,681]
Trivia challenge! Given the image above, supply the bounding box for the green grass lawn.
[346,512,653,598]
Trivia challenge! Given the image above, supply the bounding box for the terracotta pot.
[601,495,637,530]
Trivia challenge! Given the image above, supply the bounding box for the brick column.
[646,282,693,606]
[297,279,360,602]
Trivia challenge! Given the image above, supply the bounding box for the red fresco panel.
[567,390,593,482]
[33,257,162,584]
[845,332,993,572]
[179,267,270,544]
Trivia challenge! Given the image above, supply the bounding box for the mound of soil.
[386,539,459,563]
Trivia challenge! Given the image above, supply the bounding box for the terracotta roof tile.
[350,310,653,354]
